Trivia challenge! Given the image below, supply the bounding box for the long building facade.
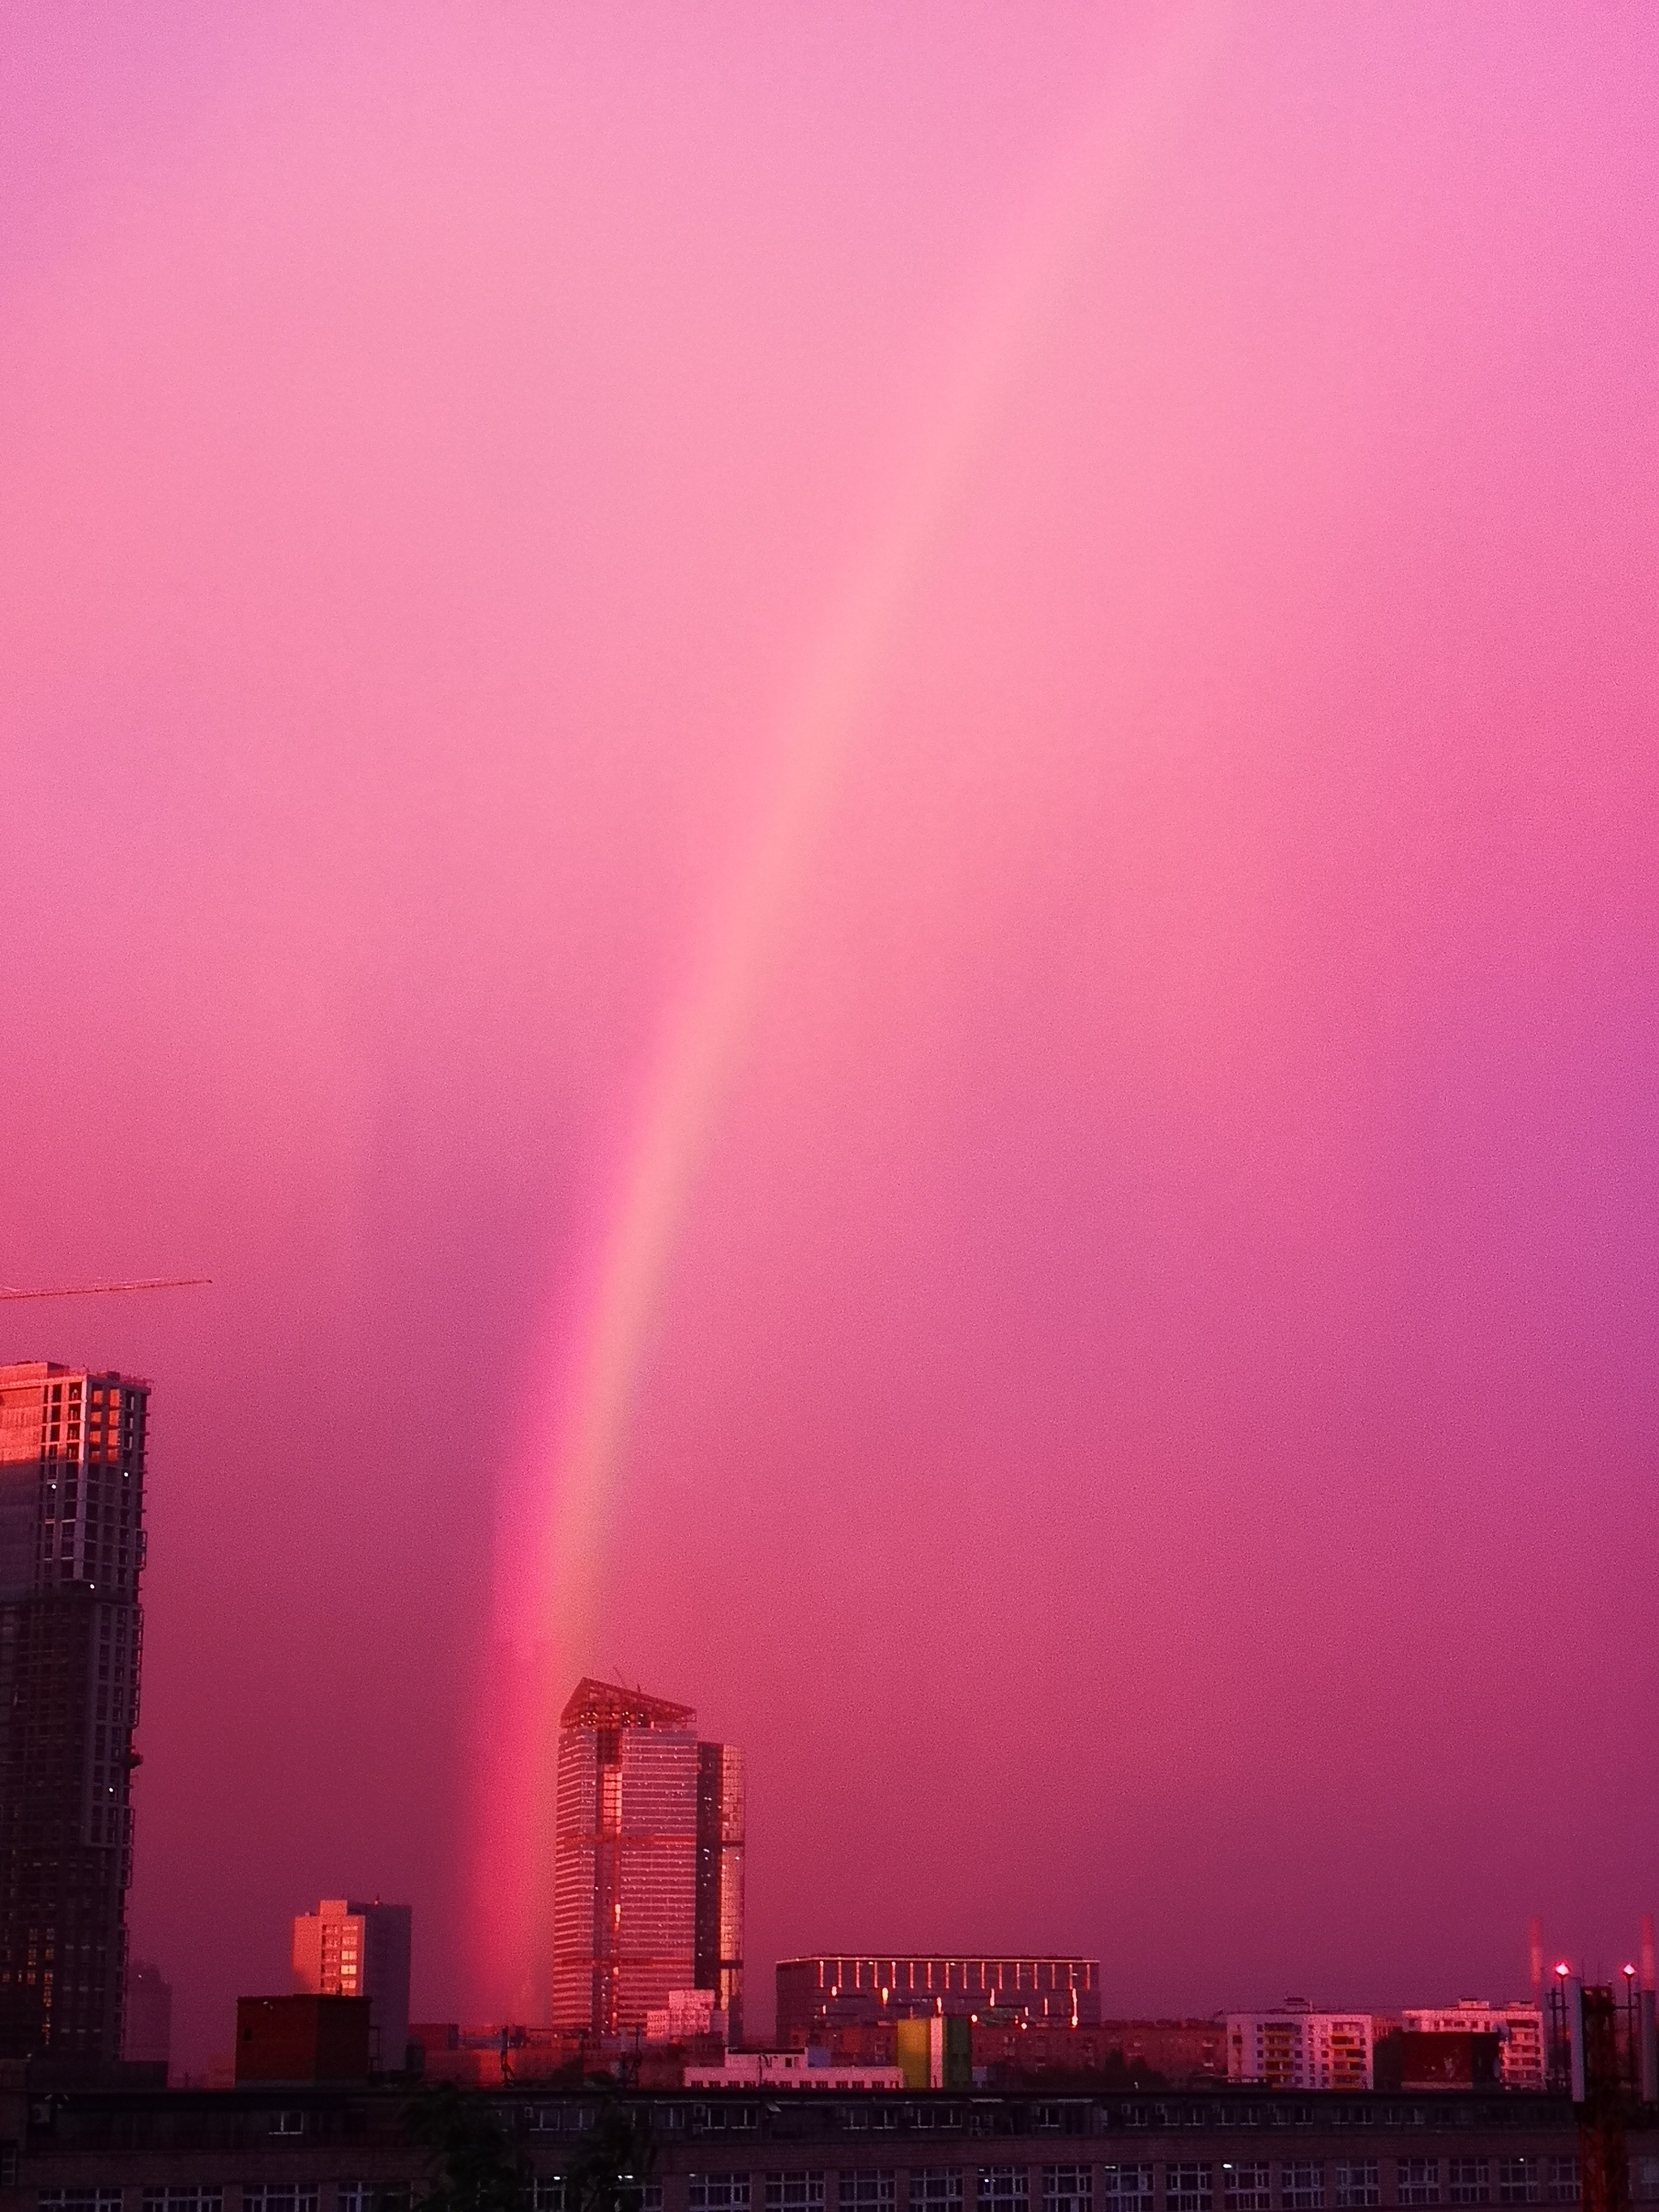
[552,1680,744,2042]
[778,1958,1101,2045]
[0,2078,1632,2208]
[0,1362,149,2069]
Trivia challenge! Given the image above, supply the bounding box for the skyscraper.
[292,1898,412,2073]
[0,1362,149,2066]
[695,1743,744,2046]
[552,1678,744,2040]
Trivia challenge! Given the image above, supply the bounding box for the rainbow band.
[471,10,1225,2019]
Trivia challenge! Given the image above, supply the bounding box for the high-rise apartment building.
[292,1898,412,2074]
[0,1362,149,2066]
[552,1679,744,2041]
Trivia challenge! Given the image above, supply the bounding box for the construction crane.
[0,1278,211,1303]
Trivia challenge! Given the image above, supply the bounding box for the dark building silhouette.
[0,1362,149,2068]
[552,1679,744,2040]
[123,1959,173,2071]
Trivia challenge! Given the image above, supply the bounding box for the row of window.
[674,2165,1580,2212]
[31,2169,1596,2212]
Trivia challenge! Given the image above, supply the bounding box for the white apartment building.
[1403,2001,1546,2090]
[1228,2005,1374,2089]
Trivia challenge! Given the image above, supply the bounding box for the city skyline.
[5,2,1659,2073]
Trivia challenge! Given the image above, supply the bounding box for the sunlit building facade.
[776,1957,1100,2046]
[1228,2007,1374,2090]
[1403,2002,1546,2090]
[552,1679,744,2040]
[0,1362,149,2066]
[293,1898,412,2074]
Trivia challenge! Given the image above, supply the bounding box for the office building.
[124,1960,173,2071]
[552,1678,744,2039]
[777,1956,1099,2046]
[1228,2005,1374,2089]
[1402,2002,1546,2090]
[292,1898,412,2074]
[0,1361,149,2067]
[696,1742,745,2043]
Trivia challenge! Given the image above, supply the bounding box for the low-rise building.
[684,2050,904,2090]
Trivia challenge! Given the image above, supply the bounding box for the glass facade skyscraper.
[695,1740,745,2046]
[0,1362,149,2067]
[552,1678,744,2041]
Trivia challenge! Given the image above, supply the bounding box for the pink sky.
[3,6,1659,2065]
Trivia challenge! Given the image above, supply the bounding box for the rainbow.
[469,10,1225,2019]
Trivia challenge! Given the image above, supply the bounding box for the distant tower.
[124,1961,173,2070]
[552,1678,743,2039]
[696,1743,745,2046]
[0,1363,150,2066]
[292,1899,412,2073]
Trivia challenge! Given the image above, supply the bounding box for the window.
[843,2179,897,2211]
[533,2186,566,2212]
[1224,2163,1271,2212]
[691,2183,753,2212]
[1450,2165,1490,2207]
[1334,2167,1377,2211]
[1102,2170,1154,2212]
[1545,2166,1579,2209]
[39,2197,123,2212]
[269,2112,306,2138]
[1499,2166,1539,2208]
[1044,2167,1093,2212]
[241,2195,319,2212]
[142,2197,224,2212]
[980,2176,1028,2212]
[1631,2167,1659,2210]
[1399,2163,1441,2206]
[1168,2167,1213,2212]
[912,2176,966,2212]
[768,2180,826,2212]
[1282,2166,1324,2212]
